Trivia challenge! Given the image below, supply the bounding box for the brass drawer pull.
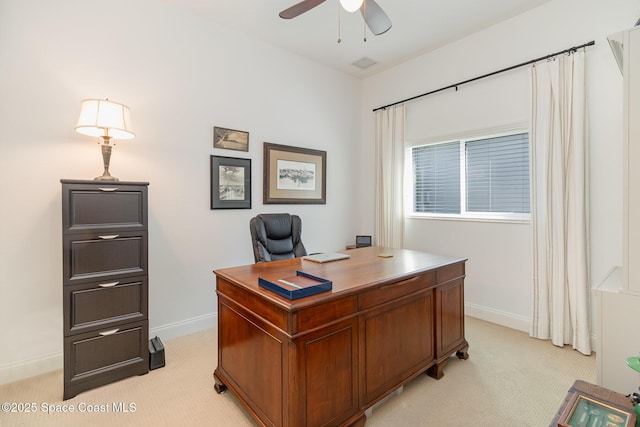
[380,276,420,290]
[98,281,119,288]
[99,328,119,336]
[98,187,118,192]
[98,234,119,240]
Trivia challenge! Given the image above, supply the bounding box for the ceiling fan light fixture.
[340,0,364,13]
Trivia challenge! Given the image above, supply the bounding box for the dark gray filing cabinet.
[61,179,149,400]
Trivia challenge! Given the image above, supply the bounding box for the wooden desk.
[213,246,469,427]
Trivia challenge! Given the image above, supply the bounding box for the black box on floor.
[149,336,165,370]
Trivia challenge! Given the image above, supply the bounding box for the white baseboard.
[0,312,218,386]
[0,352,63,386]
[465,302,531,333]
[465,303,598,352]
[149,312,217,340]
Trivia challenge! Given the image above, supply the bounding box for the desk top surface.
[214,246,466,309]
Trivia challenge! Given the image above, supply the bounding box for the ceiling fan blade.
[360,0,392,35]
[279,0,326,19]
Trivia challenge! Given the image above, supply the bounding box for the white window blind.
[412,141,460,214]
[410,131,530,219]
[465,133,530,214]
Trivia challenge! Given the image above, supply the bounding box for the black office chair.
[249,213,307,263]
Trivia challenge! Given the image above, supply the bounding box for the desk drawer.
[437,262,465,284]
[359,271,435,311]
[64,277,148,335]
[296,296,358,333]
[63,231,147,284]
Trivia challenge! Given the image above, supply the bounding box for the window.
[410,131,530,220]
[412,141,460,214]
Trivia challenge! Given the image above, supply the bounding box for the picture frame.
[263,142,326,204]
[557,393,633,427]
[213,126,249,152]
[210,155,251,209]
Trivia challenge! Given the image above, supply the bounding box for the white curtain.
[374,104,405,248]
[529,51,591,355]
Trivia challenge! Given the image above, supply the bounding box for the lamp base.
[94,174,119,181]
[94,142,119,181]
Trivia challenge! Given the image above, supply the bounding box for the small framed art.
[210,155,251,209]
[213,126,249,152]
[263,142,326,204]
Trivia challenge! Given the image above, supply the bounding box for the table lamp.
[75,98,135,181]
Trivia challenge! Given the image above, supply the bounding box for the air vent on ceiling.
[352,57,377,70]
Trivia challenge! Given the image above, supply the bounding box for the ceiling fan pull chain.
[363,0,367,42]
[337,0,342,43]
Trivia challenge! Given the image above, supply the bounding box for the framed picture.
[210,155,251,209]
[213,126,249,152]
[557,393,633,427]
[263,142,326,204]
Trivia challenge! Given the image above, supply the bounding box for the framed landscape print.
[210,155,251,209]
[263,142,326,204]
[213,126,249,152]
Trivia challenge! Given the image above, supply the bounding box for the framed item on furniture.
[552,380,636,427]
[557,394,632,426]
[213,126,249,152]
[263,142,326,204]
[210,155,251,209]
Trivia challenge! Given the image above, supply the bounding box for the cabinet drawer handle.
[380,276,420,290]
[99,328,119,336]
[98,281,119,288]
[98,187,118,192]
[98,234,119,240]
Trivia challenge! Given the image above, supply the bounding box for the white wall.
[0,0,361,383]
[359,0,637,331]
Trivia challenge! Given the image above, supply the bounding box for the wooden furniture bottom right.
[550,380,637,427]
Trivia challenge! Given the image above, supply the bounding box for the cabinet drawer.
[359,271,435,310]
[64,277,148,335]
[62,183,147,233]
[63,231,147,284]
[64,320,148,396]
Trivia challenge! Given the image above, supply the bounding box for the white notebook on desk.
[302,252,351,263]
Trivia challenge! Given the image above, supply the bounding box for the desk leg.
[456,347,469,360]
[213,371,227,394]
[427,360,448,379]
[427,343,470,379]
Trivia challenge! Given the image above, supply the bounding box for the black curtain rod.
[372,40,595,112]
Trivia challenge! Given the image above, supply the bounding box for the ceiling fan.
[279,0,392,36]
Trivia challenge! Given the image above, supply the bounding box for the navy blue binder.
[258,271,332,300]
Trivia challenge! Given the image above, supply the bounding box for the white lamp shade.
[340,0,364,12]
[75,99,135,140]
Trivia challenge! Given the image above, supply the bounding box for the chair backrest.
[249,213,307,263]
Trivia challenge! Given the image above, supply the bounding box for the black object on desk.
[356,235,372,247]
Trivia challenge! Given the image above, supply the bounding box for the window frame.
[405,129,531,223]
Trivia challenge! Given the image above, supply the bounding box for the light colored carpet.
[0,317,595,427]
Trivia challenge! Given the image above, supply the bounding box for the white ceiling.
[160,0,553,79]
